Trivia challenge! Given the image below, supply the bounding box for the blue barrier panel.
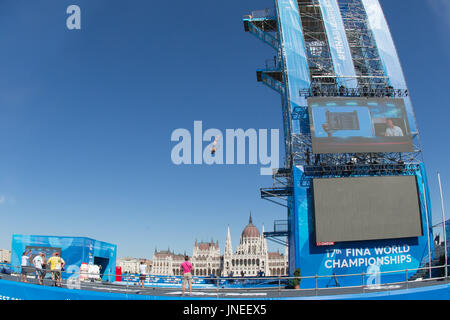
[0,278,448,300]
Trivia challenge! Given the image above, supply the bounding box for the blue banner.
[276,0,311,134]
[361,0,418,133]
[319,0,358,88]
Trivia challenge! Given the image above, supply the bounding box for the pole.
[315,275,318,296]
[422,181,432,278]
[406,269,408,289]
[438,172,448,279]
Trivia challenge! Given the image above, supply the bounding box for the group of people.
[20,250,65,287]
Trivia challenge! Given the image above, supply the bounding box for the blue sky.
[0,0,449,259]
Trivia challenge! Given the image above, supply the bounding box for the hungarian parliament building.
[149,214,288,277]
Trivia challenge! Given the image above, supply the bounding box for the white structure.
[0,249,10,263]
[222,214,288,277]
[117,257,151,274]
[267,251,289,276]
[117,257,140,274]
[191,240,221,276]
[151,249,184,276]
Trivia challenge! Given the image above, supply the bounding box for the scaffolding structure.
[297,0,337,90]
[291,0,423,172]
[244,0,425,248]
[338,0,389,89]
[293,0,390,91]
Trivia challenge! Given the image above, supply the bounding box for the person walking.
[20,250,32,283]
[180,256,194,296]
[47,252,65,287]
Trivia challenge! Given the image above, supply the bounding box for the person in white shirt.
[20,250,32,283]
[385,119,404,137]
[138,261,147,288]
[33,253,45,285]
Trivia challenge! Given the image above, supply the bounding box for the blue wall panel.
[11,235,117,282]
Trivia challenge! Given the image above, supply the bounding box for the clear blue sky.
[0,0,449,259]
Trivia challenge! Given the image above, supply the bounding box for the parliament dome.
[241,214,260,238]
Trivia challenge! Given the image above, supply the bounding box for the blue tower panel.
[318,0,358,88]
[276,0,311,135]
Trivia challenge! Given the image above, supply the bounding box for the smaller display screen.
[308,97,414,154]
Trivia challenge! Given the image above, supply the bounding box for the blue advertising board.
[290,164,433,289]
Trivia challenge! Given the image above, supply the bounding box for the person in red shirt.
[180,256,194,296]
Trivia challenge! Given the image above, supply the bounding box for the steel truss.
[243,8,290,166]
[338,0,389,89]
[243,9,279,50]
[264,219,289,247]
[297,0,337,89]
[294,0,391,92]
[260,168,293,208]
[299,87,409,98]
[260,169,292,246]
[291,100,424,168]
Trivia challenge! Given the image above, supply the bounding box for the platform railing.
[247,22,279,50]
[243,9,276,20]
[299,86,408,98]
[273,220,288,233]
[1,262,449,296]
[260,72,283,93]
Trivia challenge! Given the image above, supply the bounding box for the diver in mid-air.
[210,135,221,155]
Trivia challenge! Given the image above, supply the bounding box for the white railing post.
[315,274,318,296]
[438,172,448,279]
[405,269,408,289]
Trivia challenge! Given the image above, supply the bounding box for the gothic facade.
[222,214,288,277]
[150,249,185,276]
[191,240,221,276]
[150,215,288,277]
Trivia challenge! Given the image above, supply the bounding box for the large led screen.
[309,97,414,154]
[313,176,423,244]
